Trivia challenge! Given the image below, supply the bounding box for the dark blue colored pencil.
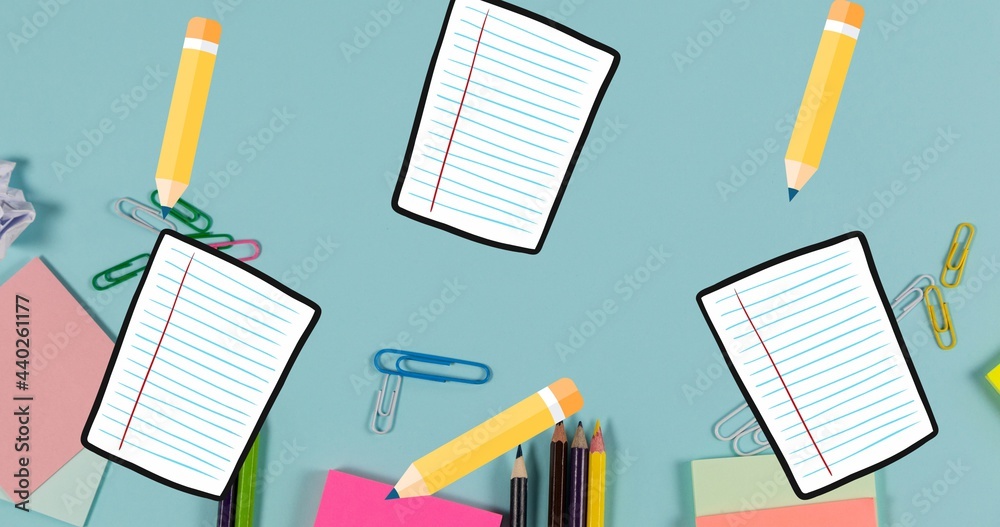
[510,445,528,527]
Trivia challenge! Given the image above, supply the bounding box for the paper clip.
[150,191,213,233]
[92,253,149,291]
[733,425,770,456]
[753,428,768,446]
[209,239,261,262]
[373,349,493,384]
[114,198,177,234]
[941,223,975,288]
[370,374,402,435]
[924,285,956,350]
[713,403,757,442]
[715,403,770,456]
[190,232,234,246]
[891,274,936,320]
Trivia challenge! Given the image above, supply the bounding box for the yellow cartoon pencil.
[387,378,584,499]
[786,1,864,200]
[155,17,221,218]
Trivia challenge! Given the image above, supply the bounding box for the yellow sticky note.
[988,365,1000,395]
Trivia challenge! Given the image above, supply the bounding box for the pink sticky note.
[1,258,113,500]
[314,470,502,527]
[696,498,877,527]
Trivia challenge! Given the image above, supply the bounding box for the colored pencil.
[388,378,583,499]
[785,0,864,200]
[568,422,589,527]
[549,421,568,527]
[510,445,528,527]
[155,17,222,217]
[587,422,606,527]
[217,481,236,527]
[235,435,259,527]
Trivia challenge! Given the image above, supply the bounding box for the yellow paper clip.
[941,223,975,288]
[924,285,955,350]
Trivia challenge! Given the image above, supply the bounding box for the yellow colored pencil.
[785,1,864,201]
[387,378,584,499]
[587,422,605,527]
[155,17,222,218]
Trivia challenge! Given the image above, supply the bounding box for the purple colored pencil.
[567,422,589,527]
[218,482,236,527]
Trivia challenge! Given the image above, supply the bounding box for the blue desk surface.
[3,1,999,525]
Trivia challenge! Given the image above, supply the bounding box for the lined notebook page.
[699,236,934,497]
[85,234,318,497]
[394,0,618,252]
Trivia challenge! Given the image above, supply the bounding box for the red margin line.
[119,253,195,449]
[429,10,490,212]
[734,289,832,476]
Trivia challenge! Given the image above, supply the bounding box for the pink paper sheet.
[314,470,502,527]
[1,258,113,500]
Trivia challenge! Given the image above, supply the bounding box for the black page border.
[391,0,621,254]
[696,231,937,500]
[81,230,322,500]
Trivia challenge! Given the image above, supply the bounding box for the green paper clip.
[150,190,213,232]
[90,232,233,291]
[92,254,149,291]
[191,231,235,247]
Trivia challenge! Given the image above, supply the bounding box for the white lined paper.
[700,237,934,495]
[86,235,316,497]
[395,0,617,250]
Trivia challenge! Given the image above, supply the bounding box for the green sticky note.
[0,449,108,527]
[691,456,875,517]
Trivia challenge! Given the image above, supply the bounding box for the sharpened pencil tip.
[385,489,399,500]
[516,445,523,458]
[788,188,798,201]
[161,206,172,218]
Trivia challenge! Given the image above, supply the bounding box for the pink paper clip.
[209,239,261,262]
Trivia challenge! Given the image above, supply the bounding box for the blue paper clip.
[373,349,492,384]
